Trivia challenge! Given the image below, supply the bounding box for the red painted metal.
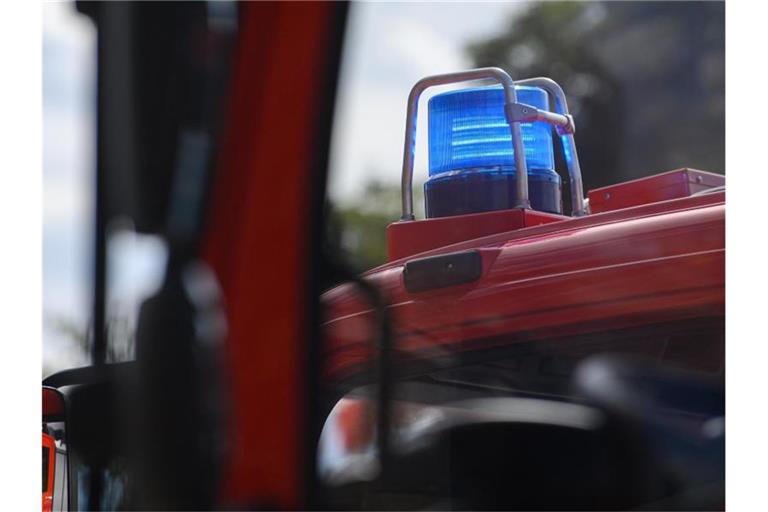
[588,168,724,214]
[42,433,56,512]
[335,398,375,452]
[202,2,339,507]
[323,189,725,383]
[42,387,64,419]
[387,208,566,261]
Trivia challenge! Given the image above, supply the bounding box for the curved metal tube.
[517,77,588,216]
[399,67,530,221]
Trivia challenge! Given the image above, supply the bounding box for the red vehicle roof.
[322,187,724,383]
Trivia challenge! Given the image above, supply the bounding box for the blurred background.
[43,1,724,376]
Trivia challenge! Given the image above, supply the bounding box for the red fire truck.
[322,70,724,384]
[314,68,724,510]
[41,3,723,510]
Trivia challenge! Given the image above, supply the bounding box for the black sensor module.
[403,250,482,293]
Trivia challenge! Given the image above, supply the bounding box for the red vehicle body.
[41,2,724,509]
[314,167,724,510]
[42,433,56,512]
[322,169,724,384]
[42,388,68,512]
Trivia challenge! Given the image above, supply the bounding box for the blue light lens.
[424,85,562,217]
[427,85,554,176]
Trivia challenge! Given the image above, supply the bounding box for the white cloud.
[384,16,469,76]
[329,79,432,205]
[43,1,94,49]
[43,108,94,216]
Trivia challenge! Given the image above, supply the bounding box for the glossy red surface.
[202,2,340,507]
[323,190,725,383]
[42,433,55,512]
[387,208,566,261]
[588,168,724,213]
[42,387,64,419]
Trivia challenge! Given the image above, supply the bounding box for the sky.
[43,2,96,371]
[42,1,528,374]
[43,2,168,373]
[329,1,529,203]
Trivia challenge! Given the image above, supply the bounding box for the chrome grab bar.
[516,77,588,216]
[399,68,587,221]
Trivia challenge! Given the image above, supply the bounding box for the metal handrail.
[516,77,588,216]
[399,68,528,221]
[398,68,588,220]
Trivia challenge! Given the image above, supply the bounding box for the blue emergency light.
[424,85,562,218]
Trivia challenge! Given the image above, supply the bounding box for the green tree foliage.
[328,180,423,273]
[467,1,724,194]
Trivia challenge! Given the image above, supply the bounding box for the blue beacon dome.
[425,85,562,218]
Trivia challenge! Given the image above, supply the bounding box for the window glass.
[43,1,96,376]
[43,3,168,372]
